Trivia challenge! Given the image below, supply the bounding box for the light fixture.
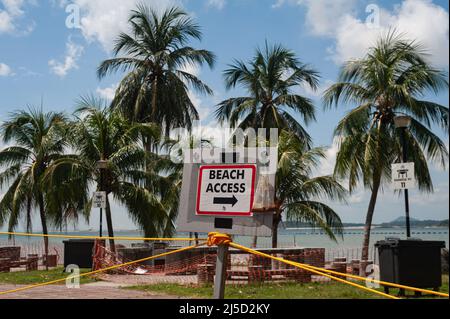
[394,115,412,129]
[96,160,108,169]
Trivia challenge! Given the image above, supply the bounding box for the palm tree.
[271,130,346,248]
[323,31,449,263]
[0,109,69,269]
[215,42,320,147]
[97,5,215,141]
[45,98,171,252]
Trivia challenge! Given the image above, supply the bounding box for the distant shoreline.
[2,221,448,234]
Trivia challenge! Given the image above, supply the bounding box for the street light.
[394,115,412,238]
[96,160,108,237]
[394,115,412,129]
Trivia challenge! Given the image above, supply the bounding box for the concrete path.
[98,274,198,285]
[0,282,184,299]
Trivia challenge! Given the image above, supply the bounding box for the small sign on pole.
[392,163,415,190]
[93,191,107,209]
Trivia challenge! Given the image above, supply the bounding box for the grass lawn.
[125,275,449,299]
[0,267,99,285]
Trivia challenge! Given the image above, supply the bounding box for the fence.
[92,242,330,285]
[1,239,379,267]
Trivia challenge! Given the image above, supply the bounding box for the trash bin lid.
[63,239,96,243]
[375,238,445,248]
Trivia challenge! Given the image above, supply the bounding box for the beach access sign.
[196,165,256,216]
[392,162,415,190]
[176,148,276,237]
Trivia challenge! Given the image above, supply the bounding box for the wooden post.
[213,244,229,299]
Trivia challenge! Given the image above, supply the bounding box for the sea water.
[2,226,448,250]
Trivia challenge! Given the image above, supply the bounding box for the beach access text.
[196,165,256,216]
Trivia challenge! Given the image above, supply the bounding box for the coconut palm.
[323,31,449,263]
[44,98,172,252]
[271,130,346,248]
[97,5,215,141]
[215,42,320,147]
[0,109,70,269]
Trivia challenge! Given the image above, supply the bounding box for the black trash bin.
[63,239,95,269]
[375,238,445,294]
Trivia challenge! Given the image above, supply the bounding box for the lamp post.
[96,160,108,238]
[394,115,412,238]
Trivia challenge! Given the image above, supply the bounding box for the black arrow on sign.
[213,195,238,207]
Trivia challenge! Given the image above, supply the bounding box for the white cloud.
[393,0,449,67]
[0,4,17,33]
[48,40,84,77]
[298,0,357,37]
[2,0,25,16]
[96,83,118,101]
[69,0,176,52]
[330,1,450,66]
[315,141,338,177]
[286,0,449,67]
[0,0,35,34]
[272,0,286,9]
[0,63,12,76]
[409,181,450,205]
[297,79,333,99]
[207,0,226,10]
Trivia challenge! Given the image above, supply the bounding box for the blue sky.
[0,0,449,231]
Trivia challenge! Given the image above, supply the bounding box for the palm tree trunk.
[361,119,385,274]
[361,172,382,267]
[38,193,49,271]
[151,78,158,121]
[272,211,281,248]
[252,236,258,248]
[143,134,152,178]
[105,195,115,253]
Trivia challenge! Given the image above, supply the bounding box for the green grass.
[125,276,449,299]
[0,267,99,285]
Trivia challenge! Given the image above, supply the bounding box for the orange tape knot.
[207,232,232,246]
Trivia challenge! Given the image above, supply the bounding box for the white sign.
[92,191,107,209]
[196,164,256,216]
[392,163,415,190]
[177,148,275,237]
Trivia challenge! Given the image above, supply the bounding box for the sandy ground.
[98,273,198,285]
[0,281,186,299]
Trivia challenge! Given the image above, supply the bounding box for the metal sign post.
[213,243,229,299]
[392,162,415,238]
[93,191,107,237]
